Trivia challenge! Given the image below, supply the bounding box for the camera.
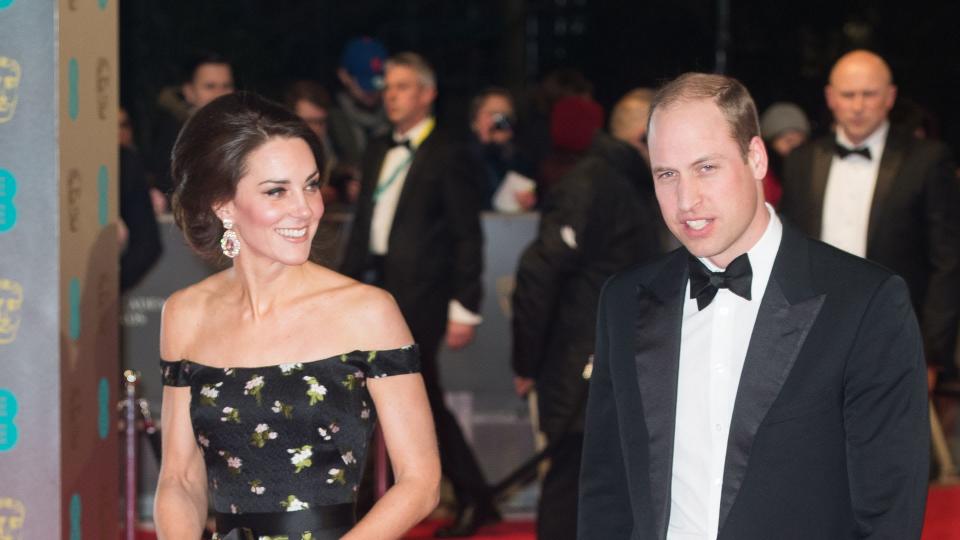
[491,112,512,132]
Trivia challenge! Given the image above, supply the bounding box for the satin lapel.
[867,131,905,249]
[634,251,687,540]
[808,139,834,238]
[717,226,825,531]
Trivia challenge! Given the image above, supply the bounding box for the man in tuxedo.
[578,73,929,539]
[340,52,495,537]
[780,50,960,379]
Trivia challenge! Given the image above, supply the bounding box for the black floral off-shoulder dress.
[160,345,420,540]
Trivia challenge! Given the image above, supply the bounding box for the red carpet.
[922,484,960,540]
[132,485,959,539]
[405,519,535,539]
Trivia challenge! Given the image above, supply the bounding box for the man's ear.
[748,135,768,181]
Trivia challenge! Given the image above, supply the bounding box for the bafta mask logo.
[0,279,23,345]
[96,58,110,121]
[0,57,21,124]
[0,497,25,540]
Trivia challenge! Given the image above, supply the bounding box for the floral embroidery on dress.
[200,382,224,406]
[271,400,294,419]
[278,362,303,375]
[219,450,243,475]
[326,467,346,485]
[244,375,265,405]
[250,423,278,448]
[288,445,313,473]
[341,370,365,390]
[158,347,421,538]
[303,376,327,405]
[221,406,241,423]
[280,495,310,511]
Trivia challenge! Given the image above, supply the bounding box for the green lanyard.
[372,117,436,203]
[373,153,414,202]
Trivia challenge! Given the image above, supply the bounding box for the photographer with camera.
[468,87,538,212]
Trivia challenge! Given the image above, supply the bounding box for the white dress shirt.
[667,205,783,540]
[368,116,482,325]
[820,122,889,258]
[369,116,433,256]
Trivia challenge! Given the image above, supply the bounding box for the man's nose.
[676,176,701,212]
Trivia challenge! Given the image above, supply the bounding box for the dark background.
[120,0,960,151]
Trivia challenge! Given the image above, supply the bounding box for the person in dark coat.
[511,88,664,540]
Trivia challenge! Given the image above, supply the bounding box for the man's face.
[383,65,435,132]
[471,94,514,145]
[825,58,896,146]
[294,99,328,140]
[183,63,234,110]
[649,99,769,268]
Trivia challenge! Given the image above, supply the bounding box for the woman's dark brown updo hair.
[171,91,325,262]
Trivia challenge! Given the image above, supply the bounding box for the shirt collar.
[393,116,434,150]
[698,203,782,301]
[836,120,889,156]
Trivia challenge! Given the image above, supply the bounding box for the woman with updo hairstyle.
[155,91,439,540]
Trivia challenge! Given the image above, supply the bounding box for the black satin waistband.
[214,503,355,536]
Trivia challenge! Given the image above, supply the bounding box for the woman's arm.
[341,286,441,539]
[154,386,208,539]
[343,373,440,539]
[154,290,207,539]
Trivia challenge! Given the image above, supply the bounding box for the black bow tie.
[390,138,412,151]
[688,253,753,310]
[835,142,871,160]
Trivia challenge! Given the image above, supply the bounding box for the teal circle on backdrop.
[97,378,109,439]
[0,0,14,11]
[0,388,19,452]
[98,0,107,10]
[69,493,81,540]
[97,165,108,227]
[0,168,17,233]
[69,277,81,340]
[68,58,79,121]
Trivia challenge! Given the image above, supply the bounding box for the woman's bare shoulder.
[160,271,232,360]
[306,267,413,350]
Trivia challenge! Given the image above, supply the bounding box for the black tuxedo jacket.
[780,128,960,369]
[578,223,929,539]
[340,127,484,343]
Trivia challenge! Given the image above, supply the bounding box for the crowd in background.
[117,36,960,539]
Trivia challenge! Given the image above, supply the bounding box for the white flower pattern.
[159,347,417,518]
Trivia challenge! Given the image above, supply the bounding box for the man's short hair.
[284,80,332,112]
[649,72,760,160]
[182,50,232,84]
[469,86,514,123]
[385,52,436,89]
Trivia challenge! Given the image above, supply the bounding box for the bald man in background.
[511,88,664,540]
[781,50,960,379]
